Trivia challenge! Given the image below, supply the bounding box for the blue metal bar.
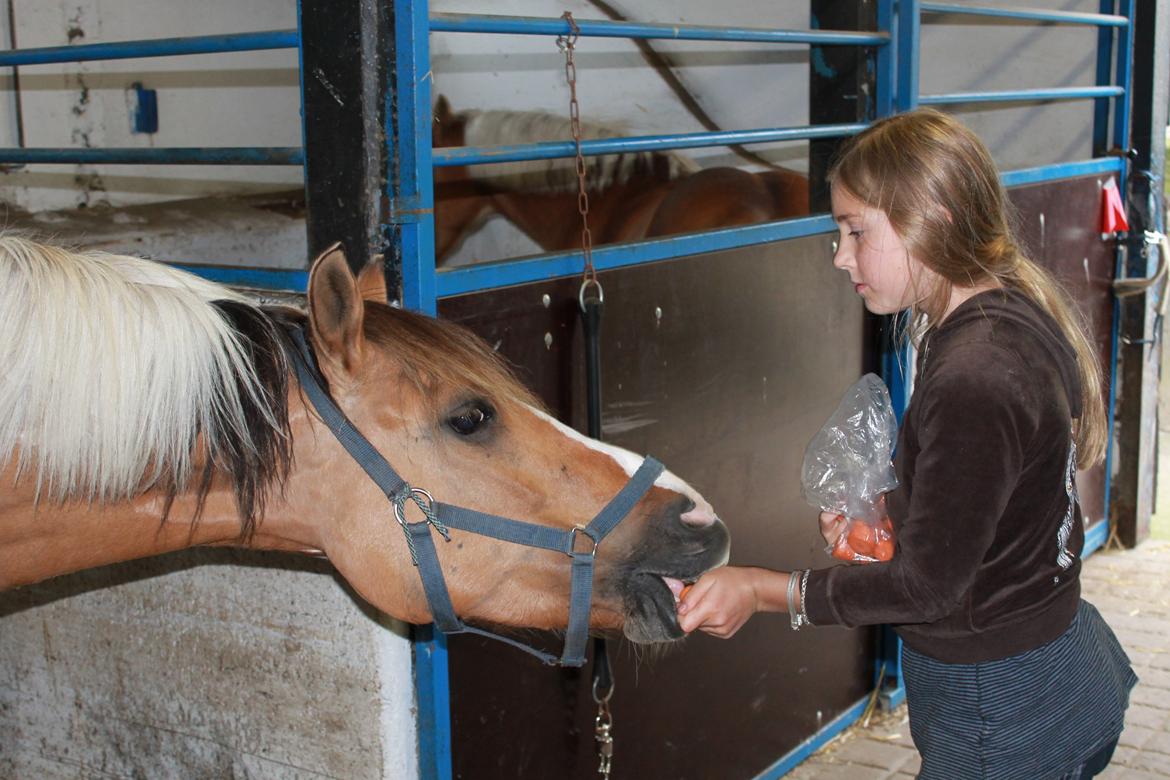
[430,13,888,46]
[0,147,303,165]
[920,3,1128,27]
[437,215,835,298]
[413,627,452,780]
[874,0,895,118]
[437,155,1120,298]
[173,264,308,292]
[1092,0,1118,155]
[1000,157,1123,187]
[396,0,446,778]
[0,29,298,67]
[920,85,1123,106]
[295,0,309,254]
[395,0,437,316]
[1112,0,1133,155]
[753,694,872,779]
[895,0,920,111]
[1083,518,1110,558]
[1102,0,1134,536]
[434,123,868,168]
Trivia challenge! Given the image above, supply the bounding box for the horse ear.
[356,256,388,302]
[307,243,366,376]
[434,94,452,123]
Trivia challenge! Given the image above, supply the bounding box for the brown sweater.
[803,288,1085,663]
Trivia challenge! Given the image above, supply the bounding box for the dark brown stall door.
[1010,174,1115,527]
[440,235,878,779]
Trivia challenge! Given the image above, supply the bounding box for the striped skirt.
[901,600,1137,780]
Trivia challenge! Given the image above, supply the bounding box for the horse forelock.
[459,109,699,193]
[0,235,291,538]
[361,304,542,415]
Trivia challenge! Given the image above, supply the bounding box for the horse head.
[293,246,729,644]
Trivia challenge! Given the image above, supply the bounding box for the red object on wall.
[1101,178,1129,234]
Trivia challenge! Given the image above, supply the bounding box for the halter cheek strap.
[287,327,663,667]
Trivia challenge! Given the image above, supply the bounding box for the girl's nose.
[832,241,851,270]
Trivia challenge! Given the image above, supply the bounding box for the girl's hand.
[819,511,849,546]
[676,566,761,639]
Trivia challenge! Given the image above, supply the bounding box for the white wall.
[0,0,302,212]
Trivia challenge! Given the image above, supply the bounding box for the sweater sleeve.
[803,342,1038,628]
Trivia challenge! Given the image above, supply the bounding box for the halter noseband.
[287,327,663,667]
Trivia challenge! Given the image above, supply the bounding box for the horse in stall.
[432,95,810,263]
[0,236,729,647]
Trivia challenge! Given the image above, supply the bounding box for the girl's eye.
[849,230,864,239]
[448,401,495,436]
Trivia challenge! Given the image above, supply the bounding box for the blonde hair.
[827,109,1106,468]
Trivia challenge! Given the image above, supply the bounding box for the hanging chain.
[594,697,614,778]
[556,12,601,307]
[558,21,609,774]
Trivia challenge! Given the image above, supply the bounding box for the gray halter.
[287,327,663,666]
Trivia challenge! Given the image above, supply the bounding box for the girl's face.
[830,185,931,315]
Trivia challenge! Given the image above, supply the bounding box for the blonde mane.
[460,109,700,193]
[0,236,288,508]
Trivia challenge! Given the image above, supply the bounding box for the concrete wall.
[0,551,417,779]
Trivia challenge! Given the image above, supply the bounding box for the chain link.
[556,12,598,293]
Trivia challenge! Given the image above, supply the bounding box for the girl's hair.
[827,109,1106,467]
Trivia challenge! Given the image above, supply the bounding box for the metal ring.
[393,486,435,526]
[592,677,615,704]
[578,278,604,312]
[568,524,600,557]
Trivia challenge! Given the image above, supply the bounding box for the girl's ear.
[307,243,366,377]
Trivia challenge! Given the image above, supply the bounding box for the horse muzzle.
[618,512,731,644]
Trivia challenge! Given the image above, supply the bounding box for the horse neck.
[0,414,326,591]
[490,176,674,251]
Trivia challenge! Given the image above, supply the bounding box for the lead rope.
[557,12,612,779]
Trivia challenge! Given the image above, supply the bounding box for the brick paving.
[784,539,1170,779]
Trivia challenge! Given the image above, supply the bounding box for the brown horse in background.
[432,96,809,263]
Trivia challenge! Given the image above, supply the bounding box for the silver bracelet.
[786,571,801,630]
[799,569,812,627]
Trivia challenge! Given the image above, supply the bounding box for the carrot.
[847,520,876,555]
[831,534,857,561]
[679,584,694,602]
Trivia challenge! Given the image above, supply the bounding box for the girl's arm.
[676,566,796,638]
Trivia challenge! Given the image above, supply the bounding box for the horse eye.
[448,402,494,436]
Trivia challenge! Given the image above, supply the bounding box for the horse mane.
[460,108,700,194]
[0,235,292,537]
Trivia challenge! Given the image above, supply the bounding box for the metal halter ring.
[568,524,600,557]
[579,278,604,311]
[393,486,435,527]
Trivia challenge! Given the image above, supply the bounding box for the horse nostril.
[680,501,717,528]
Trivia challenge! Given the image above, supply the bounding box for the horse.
[432,95,810,264]
[0,235,729,647]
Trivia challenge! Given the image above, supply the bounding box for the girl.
[676,109,1136,779]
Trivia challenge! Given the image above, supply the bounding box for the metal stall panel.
[439,234,875,778]
[1008,174,1116,534]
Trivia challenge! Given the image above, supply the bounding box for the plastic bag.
[800,373,898,563]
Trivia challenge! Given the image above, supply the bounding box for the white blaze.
[530,407,718,527]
